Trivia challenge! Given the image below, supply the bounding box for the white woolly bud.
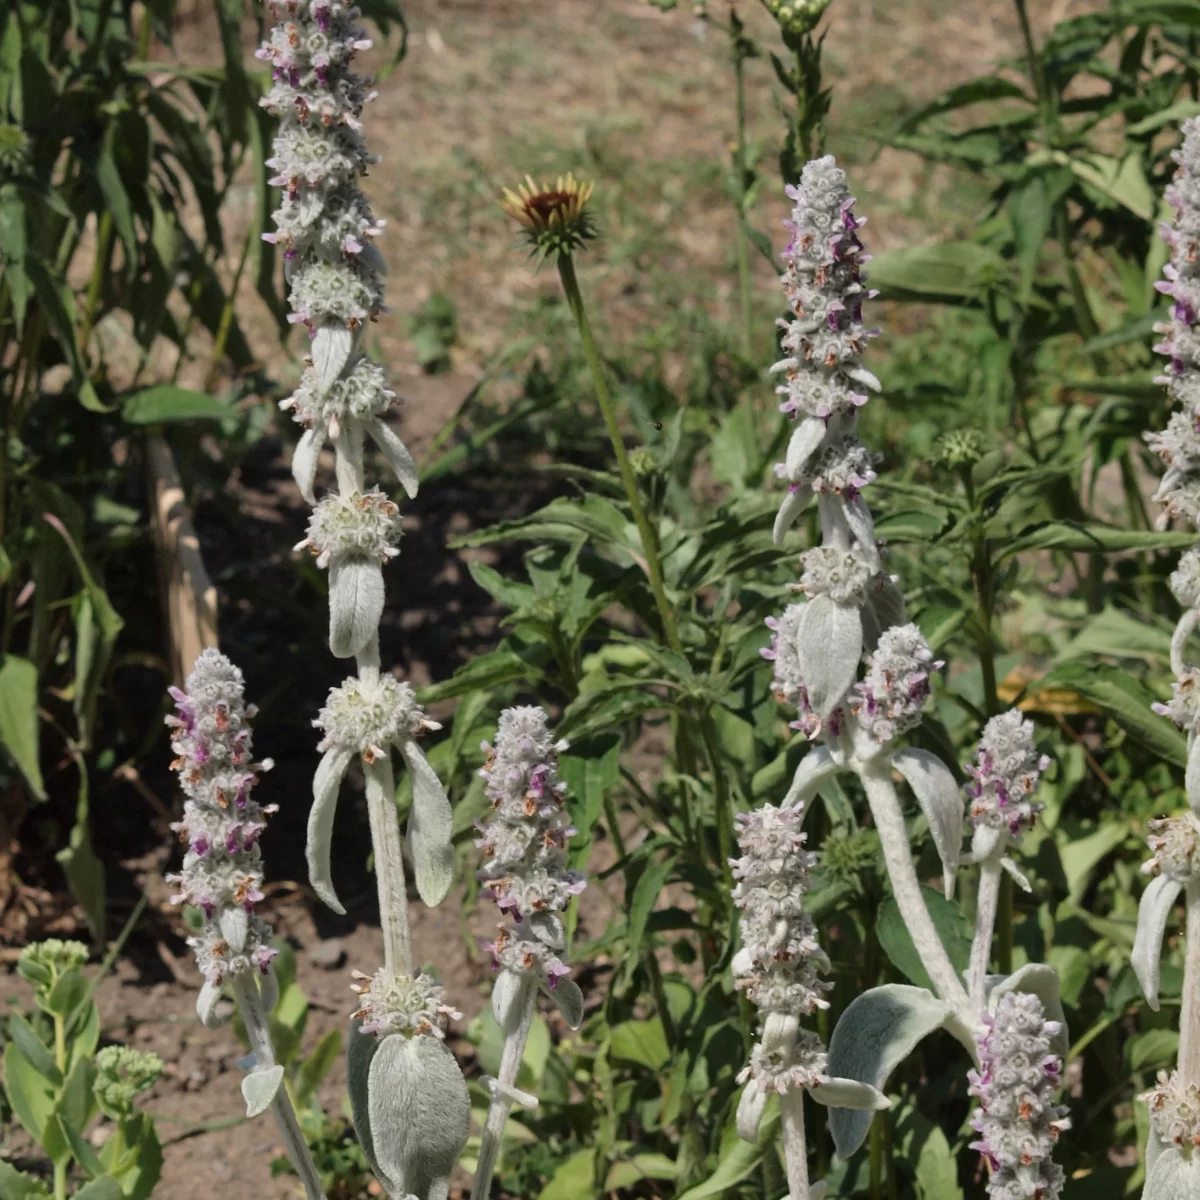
[1153,666,1200,734]
[798,546,872,605]
[281,355,396,430]
[850,622,940,743]
[1145,813,1200,882]
[314,674,426,759]
[967,991,1070,1200]
[296,489,402,568]
[349,968,461,1039]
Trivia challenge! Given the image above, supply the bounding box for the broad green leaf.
[121,386,232,424]
[605,1153,677,1190]
[621,853,677,987]
[1001,522,1196,557]
[868,242,1008,303]
[99,1109,162,1200]
[896,75,1031,132]
[1127,1029,1179,1073]
[676,1095,780,1200]
[7,1014,58,1080]
[3,1041,58,1142]
[539,1148,595,1200]
[0,1160,52,1198]
[1064,151,1155,220]
[876,889,972,993]
[1055,607,1172,665]
[0,655,44,799]
[295,1028,341,1107]
[826,985,950,1159]
[73,1178,125,1200]
[609,1019,670,1071]
[1059,822,1130,904]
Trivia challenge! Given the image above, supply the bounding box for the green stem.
[733,48,754,359]
[699,713,734,892]
[556,254,681,653]
[205,226,255,391]
[79,211,115,355]
[869,1112,883,1200]
[1013,0,1049,120]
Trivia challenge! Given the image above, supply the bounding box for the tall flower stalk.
[256,3,466,1195]
[1137,115,1200,1197]
[165,650,325,1200]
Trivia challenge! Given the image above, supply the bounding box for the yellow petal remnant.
[499,172,597,261]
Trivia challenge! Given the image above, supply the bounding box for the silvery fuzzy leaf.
[797,593,862,719]
[971,823,1006,863]
[401,738,455,907]
[842,497,880,572]
[890,748,963,900]
[491,969,525,1030]
[846,365,882,393]
[368,419,420,500]
[543,976,584,1029]
[1000,856,1032,893]
[259,964,279,1013]
[986,963,1068,1058]
[219,905,249,954]
[1133,873,1183,1012]
[241,1064,285,1119]
[826,984,950,1158]
[329,555,385,658]
[1144,1143,1200,1199]
[312,323,354,391]
[1188,734,1200,816]
[527,909,565,950]
[782,744,842,810]
[786,417,827,478]
[197,979,225,1028]
[773,484,812,544]
[292,424,325,506]
[807,1076,891,1111]
[736,1082,768,1144]
[307,747,354,915]
[350,1029,470,1200]
[866,573,906,632]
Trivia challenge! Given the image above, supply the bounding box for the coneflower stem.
[556,254,681,654]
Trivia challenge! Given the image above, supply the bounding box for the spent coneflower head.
[500,173,597,261]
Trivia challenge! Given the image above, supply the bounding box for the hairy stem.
[859,759,970,1012]
[1181,881,1200,1086]
[780,1088,811,1200]
[364,757,412,979]
[471,976,537,1200]
[233,975,325,1200]
[969,859,1002,1009]
[556,254,680,653]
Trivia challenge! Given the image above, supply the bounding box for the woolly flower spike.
[500,173,597,262]
[477,707,586,1026]
[967,990,1069,1200]
[164,650,280,1028]
[349,968,462,1039]
[295,490,402,658]
[1147,117,1200,529]
[965,710,1050,862]
[733,806,889,1148]
[771,155,881,545]
[307,674,452,913]
[1134,813,1200,1011]
[851,622,940,744]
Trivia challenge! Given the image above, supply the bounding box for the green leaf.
[876,888,972,992]
[676,1095,780,1200]
[7,1014,58,1080]
[3,1041,58,1142]
[295,1028,342,1108]
[604,1153,678,1190]
[1038,661,1186,768]
[826,985,951,1159]
[1059,822,1130,904]
[1064,151,1156,221]
[0,655,44,799]
[73,1178,125,1200]
[896,75,1031,132]
[1127,1029,1179,1073]
[867,242,1008,303]
[1054,607,1172,665]
[466,561,535,610]
[609,1019,670,1071]
[538,1148,595,1200]
[0,1161,52,1199]
[621,853,677,988]
[1001,522,1196,557]
[103,1113,162,1200]
[121,386,232,424]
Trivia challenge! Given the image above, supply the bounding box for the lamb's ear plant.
[256,1,470,1194]
[1135,114,1200,1198]
[756,154,1072,1194]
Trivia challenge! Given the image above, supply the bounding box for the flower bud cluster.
[349,968,461,1039]
[295,489,402,568]
[1154,667,1200,733]
[798,545,872,605]
[281,355,396,438]
[314,673,434,762]
[965,711,1050,844]
[737,1029,827,1095]
[165,650,280,987]
[731,805,832,1019]
[851,622,940,744]
[1147,1069,1200,1151]
[477,707,585,991]
[1147,118,1200,528]
[94,1046,164,1119]
[762,0,833,36]
[1145,813,1200,883]
[967,991,1069,1200]
[257,0,386,335]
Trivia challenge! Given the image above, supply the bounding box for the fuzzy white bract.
[967,991,1070,1200]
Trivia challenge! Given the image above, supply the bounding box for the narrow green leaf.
[0,656,44,799]
[621,853,677,987]
[122,386,231,424]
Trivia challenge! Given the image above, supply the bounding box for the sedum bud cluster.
[967,991,1070,1200]
[477,706,585,992]
[164,650,281,1023]
[965,711,1050,860]
[94,1046,164,1120]
[731,805,832,1090]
